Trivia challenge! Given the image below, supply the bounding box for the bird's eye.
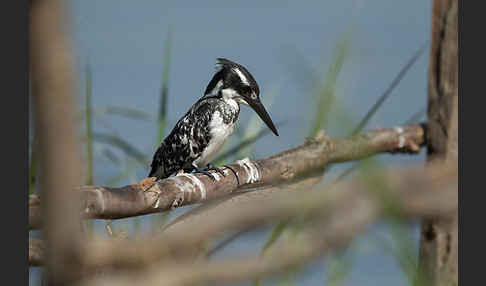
[251,93,257,100]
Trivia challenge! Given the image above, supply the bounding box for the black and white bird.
[148,58,279,181]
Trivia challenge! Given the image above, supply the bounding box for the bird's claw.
[193,169,217,181]
[206,163,226,176]
[206,163,240,186]
[223,165,240,186]
[184,164,240,185]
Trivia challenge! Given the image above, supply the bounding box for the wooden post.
[30,0,83,284]
[418,0,458,285]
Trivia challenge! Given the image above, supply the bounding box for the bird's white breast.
[193,110,236,167]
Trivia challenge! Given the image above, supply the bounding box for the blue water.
[30,0,431,284]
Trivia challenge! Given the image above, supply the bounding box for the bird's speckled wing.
[149,99,214,179]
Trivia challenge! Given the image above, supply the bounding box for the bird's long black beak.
[248,101,279,136]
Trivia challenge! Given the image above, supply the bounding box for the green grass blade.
[84,63,94,235]
[333,164,359,185]
[389,222,420,284]
[280,268,298,286]
[213,141,231,165]
[105,157,138,186]
[371,219,426,286]
[351,44,426,135]
[207,228,251,257]
[157,28,172,145]
[309,27,352,136]
[92,132,149,166]
[254,220,298,286]
[404,106,426,125]
[326,250,353,286]
[257,29,353,285]
[331,97,359,136]
[262,220,290,254]
[85,63,94,185]
[332,44,427,185]
[213,120,287,165]
[106,170,133,187]
[152,28,173,229]
[103,106,153,121]
[99,146,121,165]
[279,44,319,91]
[78,106,153,121]
[359,160,416,279]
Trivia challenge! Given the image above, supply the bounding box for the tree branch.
[29,123,425,229]
[80,163,455,268]
[30,163,457,273]
[163,175,323,232]
[75,163,456,286]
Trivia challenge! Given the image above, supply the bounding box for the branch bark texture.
[29,123,425,229]
[419,0,458,285]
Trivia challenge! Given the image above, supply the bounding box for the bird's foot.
[223,165,240,186]
[180,165,216,181]
[205,163,226,176]
[187,164,225,181]
[204,163,240,185]
[193,168,217,181]
[138,177,158,192]
[182,164,240,185]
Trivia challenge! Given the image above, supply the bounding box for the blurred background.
[30,0,431,285]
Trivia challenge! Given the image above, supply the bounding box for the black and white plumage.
[149,58,279,180]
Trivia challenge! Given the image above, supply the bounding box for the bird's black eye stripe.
[243,86,252,94]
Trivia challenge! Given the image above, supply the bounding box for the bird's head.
[204,58,279,136]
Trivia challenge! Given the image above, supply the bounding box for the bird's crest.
[214,58,259,93]
[216,58,239,70]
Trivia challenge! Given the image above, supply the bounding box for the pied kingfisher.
[148,58,279,181]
